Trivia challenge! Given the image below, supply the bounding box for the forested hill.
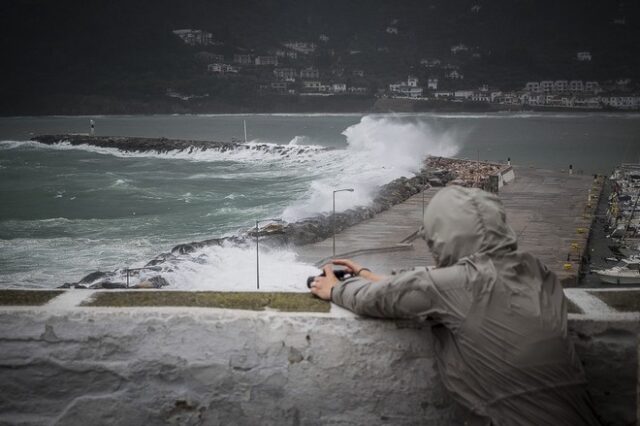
[1,0,638,115]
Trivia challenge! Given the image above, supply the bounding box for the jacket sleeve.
[330,267,440,320]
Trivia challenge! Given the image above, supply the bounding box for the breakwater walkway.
[296,166,597,285]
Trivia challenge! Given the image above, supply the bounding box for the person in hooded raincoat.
[310,186,601,426]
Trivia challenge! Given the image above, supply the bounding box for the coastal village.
[171,27,640,110]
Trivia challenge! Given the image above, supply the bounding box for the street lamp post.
[422,174,426,219]
[255,218,283,290]
[332,188,354,258]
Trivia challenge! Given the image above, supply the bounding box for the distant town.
[170,27,639,110]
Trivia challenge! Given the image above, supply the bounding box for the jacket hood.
[423,186,517,267]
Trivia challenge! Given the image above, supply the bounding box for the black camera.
[306,269,353,288]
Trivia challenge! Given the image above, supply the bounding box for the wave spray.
[282,115,462,221]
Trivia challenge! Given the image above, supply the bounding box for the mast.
[622,190,639,243]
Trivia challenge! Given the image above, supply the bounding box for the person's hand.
[309,264,339,300]
[334,258,384,282]
[332,258,363,274]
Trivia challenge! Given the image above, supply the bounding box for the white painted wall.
[498,167,516,189]
[0,306,636,425]
[0,307,453,426]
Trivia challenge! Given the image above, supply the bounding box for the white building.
[500,93,521,104]
[255,56,278,66]
[389,76,423,97]
[573,97,600,108]
[528,93,546,105]
[300,67,320,79]
[283,42,317,54]
[602,96,640,109]
[420,58,441,67]
[454,90,474,99]
[319,34,329,42]
[233,54,253,65]
[569,80,584,92]
[445,70,464,80]
[172,29,213,46]
[389,83,422,98]
[207,63,223,73]
[554,80,568,93]
[395,86,423,97]
[331,83,347,93]
[576,51,592,61]
[540,81,554,93]
[302,81,322,91]
[270,82,290,94]
[427,78,438,90]
[274,49,298,59]
[451,44,469,54]
[274,68,297,81]
[207,63,238,74]
[348,86,369,95]
[471,92,490,102]
[386,26,398,34]
[525,82,540,93]
[433,91,454,99]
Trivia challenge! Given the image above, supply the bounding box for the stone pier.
[296,166,598,285]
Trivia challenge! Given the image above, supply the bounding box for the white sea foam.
[224,193,246,200]
[288,135,312,145]
[0,140,31,150]
[281,115,462,221]
[160,243,317,291]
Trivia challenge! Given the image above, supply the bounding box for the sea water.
[1,113,639,290]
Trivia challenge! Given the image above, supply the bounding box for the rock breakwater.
[31,134,328,156]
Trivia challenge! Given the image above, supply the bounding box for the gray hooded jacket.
[331,186,600,425]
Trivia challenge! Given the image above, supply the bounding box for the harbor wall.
[498,166,515,188]
[0,305,637,426]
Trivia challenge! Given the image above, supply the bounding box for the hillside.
[1,0,638,115]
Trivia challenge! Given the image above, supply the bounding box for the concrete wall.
[0,307,454,426]
[569,319,639,425]
[0,307,637,426]
[498,166,515,188]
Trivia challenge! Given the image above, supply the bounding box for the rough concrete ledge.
[568,318,640,426]
[589,291,640,313]
[0,307,453,426]
[0,292,638,425]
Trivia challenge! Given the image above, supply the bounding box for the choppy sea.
[1,112,639,290]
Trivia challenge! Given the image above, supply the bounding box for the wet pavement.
[295,165,597,284]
